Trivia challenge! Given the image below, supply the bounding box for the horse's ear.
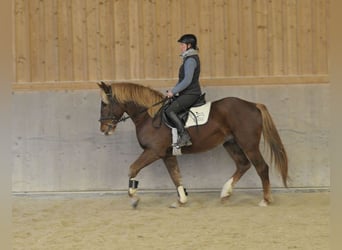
[97,81,110,94]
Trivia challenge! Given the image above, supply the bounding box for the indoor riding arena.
[10,1,332,249]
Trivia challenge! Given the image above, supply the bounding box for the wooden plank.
[14,0,31,82]
[28,0,46,82]
[255,0,269,75]
[113,0,130,80]
[44,0,59,81]
[268,0,284,75]
[212,0,226,77]
[85,0,98,80]
[284,0,298,75]
[128,0,140,79]
[98,0,114,80]
[136,0,146,79]
[155,0,172,79]
[57,0,74,81]
[297,0,313,74]
[199,75,329,85]
[183,0,198,32]
[142,0,157,78]
[227,0,240,76]
[198,0,213,77]
[312,0,328,74]
[170,0,182,78]
[239,0,255,75]
[71,0,87,81]
[12,75,329,91]
[222,0,230,77]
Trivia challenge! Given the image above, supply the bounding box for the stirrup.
[179,140,192,148]
[175,134,192,148]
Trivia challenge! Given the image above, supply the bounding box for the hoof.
[169,202,179,208]
[258,199,269,207]
[169,200,186,209]
[131,197,140,209]
[220,196,230,204]
[220,192,232,203]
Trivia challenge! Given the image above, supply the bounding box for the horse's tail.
[256,103,288,187]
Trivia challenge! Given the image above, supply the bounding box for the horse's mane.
[110,82,165,117]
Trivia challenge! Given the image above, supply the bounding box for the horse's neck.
[124,103,149,125]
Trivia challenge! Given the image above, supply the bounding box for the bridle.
[98,87,123,125]
[98,87,168,129]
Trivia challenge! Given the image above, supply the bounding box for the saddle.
[162,93,210,128]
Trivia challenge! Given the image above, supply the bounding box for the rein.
[117,98,168,123]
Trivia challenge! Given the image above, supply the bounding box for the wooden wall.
[13,0,329,91]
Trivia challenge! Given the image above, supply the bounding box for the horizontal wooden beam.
[12,75,329,91]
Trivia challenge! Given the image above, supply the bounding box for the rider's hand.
[166,90,174,98]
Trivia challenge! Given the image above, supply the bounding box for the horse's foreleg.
[162,156,188,206]
[128,149,160,208]
[221,139,251,200]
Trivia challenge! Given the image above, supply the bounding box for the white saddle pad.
[185,102,211,128]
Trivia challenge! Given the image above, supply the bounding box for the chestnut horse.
[98,82,288,208]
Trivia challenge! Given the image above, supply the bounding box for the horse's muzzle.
[100,123,116,135]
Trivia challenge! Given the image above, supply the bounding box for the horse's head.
[98,82,125,135]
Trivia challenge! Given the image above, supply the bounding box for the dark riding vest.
[178,55,201,96]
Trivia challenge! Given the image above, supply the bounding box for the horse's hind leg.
[221,138,251,200]
[162,155,188,206]
[245,149,272,206]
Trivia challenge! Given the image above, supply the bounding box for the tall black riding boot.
[167,111,192,148]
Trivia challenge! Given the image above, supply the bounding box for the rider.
[165,34,202,148]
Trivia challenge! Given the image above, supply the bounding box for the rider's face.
[179,43,189,53]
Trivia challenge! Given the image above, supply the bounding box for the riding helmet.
[177,34,198,50]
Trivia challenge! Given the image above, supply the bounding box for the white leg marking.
[177,186,188,204]
[258,199,269,207]
[220,178,234,198]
